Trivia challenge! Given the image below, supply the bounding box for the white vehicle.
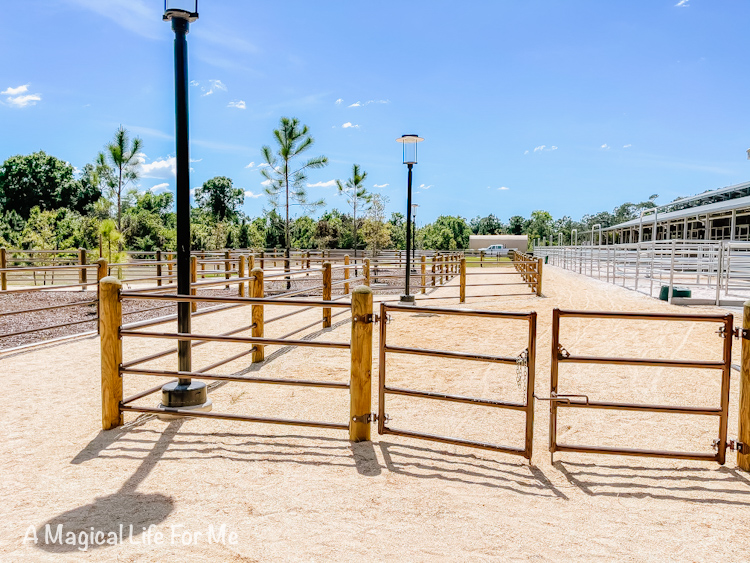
[479,244,510,257]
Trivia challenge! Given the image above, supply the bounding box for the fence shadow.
[556,460,750,506]
[378,441,567,499]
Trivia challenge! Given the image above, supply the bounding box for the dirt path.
[1,265,748,561]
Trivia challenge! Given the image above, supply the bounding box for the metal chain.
[516,348,529,399]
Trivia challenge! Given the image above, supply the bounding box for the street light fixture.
[160,0,211,413]
[396,134,424,304]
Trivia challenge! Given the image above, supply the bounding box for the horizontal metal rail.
[384,386,526,410]
[557,309,729,322]
[120,405,349,430]
[384,344,517,364]
[554,443,716,461]
[120,330,350,349]
[557,399,722,415]
[122,367,350,389]
[120,293,351,308]
[380,426,526,456]
[384,303,534,319]
[559,355,726,369]
[0,299,96,317]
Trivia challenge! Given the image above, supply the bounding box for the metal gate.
[377,303,537,459]
[549,308,734,464]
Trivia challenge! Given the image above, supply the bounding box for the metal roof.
[604,193,750,231]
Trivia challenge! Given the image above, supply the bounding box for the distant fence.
[535,240,750,306]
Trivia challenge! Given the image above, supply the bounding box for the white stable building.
[602,181,750,244]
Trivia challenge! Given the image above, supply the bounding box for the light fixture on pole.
[396,134,424,304]
[411,203,419,261]
[160,0,211,414]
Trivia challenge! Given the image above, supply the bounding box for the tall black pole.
[161,15,208,409]
[173,17,191,379]
[404,163,413,298]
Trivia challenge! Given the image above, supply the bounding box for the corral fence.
[0,247,546,349]
[535,240,750,306]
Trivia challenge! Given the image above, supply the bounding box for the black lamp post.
[160,1,211,413]
[396,134,424,304]
[411,203,418,261]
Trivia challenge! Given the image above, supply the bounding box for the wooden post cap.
[352,284,372,295]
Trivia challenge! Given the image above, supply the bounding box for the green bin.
[659,285,691,301]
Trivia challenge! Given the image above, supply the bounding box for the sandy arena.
[1,265,749,562]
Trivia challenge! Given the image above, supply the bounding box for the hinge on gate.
[557,344,571,359]
[351,413,377,424]
[730,327,750,340]
[713,438,747,453]
[353,314,380,324]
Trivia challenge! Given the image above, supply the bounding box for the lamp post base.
[399,294,416,305]
[161,380,209,407]
[156,398,213,421]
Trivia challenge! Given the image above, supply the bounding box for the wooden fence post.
[167,252,173,280]
[1,247,7,291]
[79,248,87,285]
[344,255,350,295]
[96,258,108,334]
[536,258,543,297]
[225,250,231,289]
[191,255,198,313]
[252,267,265,363]
[306,251,311,271]
[460,257,467,303]
[238,255,246,297]
[156,249,162,287]
[323,262,332,328]
[431,256,436,287]
[100,276,123,430]
[364,258,371,286]
[739,301,750,470]
[480,250,484,268]
[260,250,265,270]
[350,285,373,442]
[417,255,424,294]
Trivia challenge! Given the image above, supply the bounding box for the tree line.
[0,118,659,255]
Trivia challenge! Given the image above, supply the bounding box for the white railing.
[535,240,750,306]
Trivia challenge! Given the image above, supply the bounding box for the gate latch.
[731,328,750,340]
[533,392,589,405]
[713,438,747,453]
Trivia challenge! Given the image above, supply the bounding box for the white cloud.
[497,187,510,191]
[524,150,529,155]
[675,0,689,6]
[1,84,29,96]
[2,84,41,108]
[307,180,337,188]
[601,144,610,150]
[228,100,246,109]
[623,144,632,148]
[335,98,343,105]
[533,145,546,153]
[192,79,227,97]
[531,145,557,153]
[419,184,433,190]
[141,156,177,179]
[373,183,389,188]
[261,179,272,186]
[342,122,359,129]
[549,146,558,151]
[149,182,170,193]
[348,99,389,108]
[190,158,202,163]
[257,163,270,168]
[244,190,263,198]
[245,162,255,169]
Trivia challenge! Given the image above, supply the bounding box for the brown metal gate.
[377,303,537,459]
[549,308,734,464]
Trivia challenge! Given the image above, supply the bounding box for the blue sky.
[2,0,750,224]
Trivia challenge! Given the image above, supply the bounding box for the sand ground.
[1,265,749,562]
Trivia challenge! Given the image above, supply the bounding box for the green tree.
[508,215,526,235]
[260,117,327,251]
[421,215,471,250]
[194,176,244,221]
[99,127,143,250]
[361,194,391,251]
[336,164,372,254]
[0,151,99,218]
[526,210,554,243]
[389,212,406,249]
[470,214,505,235]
